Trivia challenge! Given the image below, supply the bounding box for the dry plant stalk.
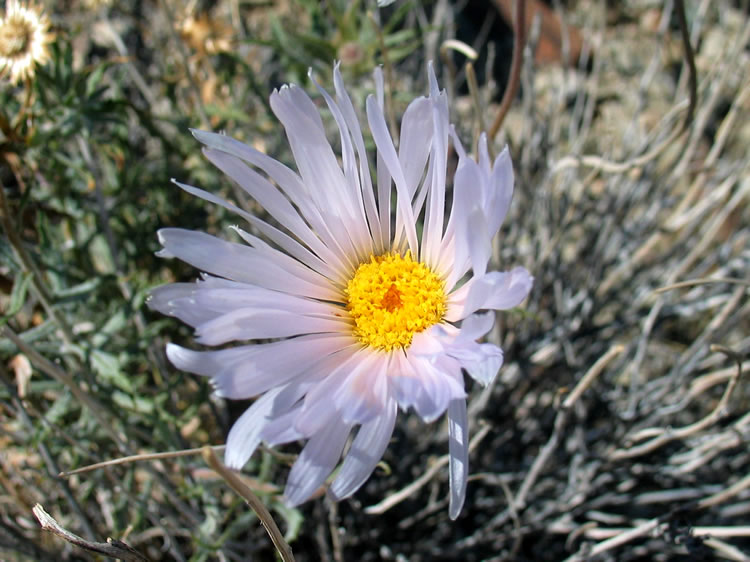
[201,446,295,562]
[33,504,149,562]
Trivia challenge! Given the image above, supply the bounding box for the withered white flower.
[0,0,53,84]
[150,64,532,518]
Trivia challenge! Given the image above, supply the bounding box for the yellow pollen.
[346,252,446,351]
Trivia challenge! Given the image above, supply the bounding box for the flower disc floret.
[346,252,446,351]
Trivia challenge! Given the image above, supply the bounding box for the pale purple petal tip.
[330,398,397,500]
[224,387,284,469]
[284,421,352,507]
[448,399,469,520]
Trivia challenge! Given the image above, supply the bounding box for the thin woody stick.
[201,446,295,562]
[59,445,226,477]
[33,504,149,562]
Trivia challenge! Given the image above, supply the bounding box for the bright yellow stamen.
[346,252,446,351]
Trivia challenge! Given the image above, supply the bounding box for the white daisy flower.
[150,64,533,519]
[0,0,53,85]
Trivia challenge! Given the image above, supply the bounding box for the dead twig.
[201,447,295,562]
[59,445,226,477]
[514,345,624,509]
[611,345,744,461]
[33,504,150,562]
[488,0,525,140]
[655,277,750,293]
[365,423,491,515]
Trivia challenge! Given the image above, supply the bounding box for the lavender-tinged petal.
[310,72,373,259]
[336,354,389,425]
[487,145,514,236]
[228,225,346,299]
[148,283,215,326]
[407,356,465,422]
[296,350,388,431]
[332,65,384,253]
[448,398,469,520]
[190,129,311,211]
[397,97,432,199]
[462,267,533,317]
[194,308,348,346]
[442,160,484,288]
[155,281,340,329]
[447,267,533,321]
[422,68,450,268]
[448,341,504,386]
[457,311,496,342]
[284,420,352,507]
[156,228,336,300]
[260,405,305,446]
[224,387,284,469]
[169,336,356,399]
[330,396,397,500]
[194,155,345,281]
[366,95,419,256]
[166,342,254,376]
[465,207,491,279]
[270,86,362,263]
[191,129,357,273]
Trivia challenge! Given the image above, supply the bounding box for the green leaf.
[0,272,33,327]
[90,349,133,392]
[112,390,155,414]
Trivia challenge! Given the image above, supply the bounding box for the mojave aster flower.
[150,64,532,519]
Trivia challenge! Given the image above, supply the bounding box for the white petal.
[394,351,465,422]
[191,129,309,210]
[456,311,495,341]
[449,342,504,386]
[270,85,364,264]
[447,267,533,320]
[332,65,384,253]
[195,153,344,280]
[155,278,341,330]
[168,335,355,399]
[330,396,397,500]
[410,357,465,422]
[190,130,356,273]
[466,207,491,278]
[486,144,514,235]
[422,71,450,267]
[284,419,352,507]
[224,386,284,469]
[366,95,419,255]
[211,338,356,398]
[310,72,373,258]
[194,308,347,345]
[336,353,389,424]
[296,350,389,431]
[448,398,469,520]
[148,283,215,326]
[464,267,533,317]
[156,228,336,300]
[260,405,305,446]
[442,159,484,287]
[398,97,432,199]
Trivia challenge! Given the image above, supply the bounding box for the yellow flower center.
[346,252,446,351]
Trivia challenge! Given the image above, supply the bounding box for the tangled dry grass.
[1,0,748,560]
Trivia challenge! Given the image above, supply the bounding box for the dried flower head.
[150,64,533,518]
[0,0,54,84]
